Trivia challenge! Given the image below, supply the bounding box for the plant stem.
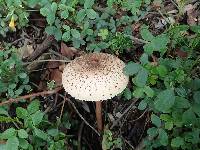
[96,101,103,132]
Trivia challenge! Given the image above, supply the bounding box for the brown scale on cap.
[62,52,129,101]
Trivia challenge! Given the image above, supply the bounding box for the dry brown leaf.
[50,69,62,86]
[17,44,34,59]
[60,42,77,59]
[46,61,60,69]
[185,4,198,25]
[175,49,188,58]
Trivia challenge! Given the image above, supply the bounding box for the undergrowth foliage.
[0,0,200,150]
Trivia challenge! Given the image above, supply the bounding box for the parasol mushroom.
[62,52,129,132]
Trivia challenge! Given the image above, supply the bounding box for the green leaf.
[133,87,144,98]
[156,65,168,77]
[182,108,196,125]
[19,73,27,79]
[135,68,148,87]
[86,9,97,19]
[62,31,71,42]
[18,138,29,149]
[34,128,48,141]
[192,104,200,117]
[123,88,132,100]
[18,129,28,139]
[140,53,149,64]
[154,89,175,113]
[6,137,19,150]
[158,128,168,146]
[0,128,16,139]
[171,137,184,148]
[123,62,141,76]
[84,0,94,9]
[151,114,161,127]
[76,9,86,22]
[190,25,200,33]
[140,25,154,41]
[71,29,80,38]
[138,100,147,110]
[193,91,200,104]
[143,86,154,97]
[174,97,190,109]
[147,127,158,138]
[16,107,28,119]
[31,111,44,126]
[27,100,40,114]
[61,10,69,19]
[47,129,59,137]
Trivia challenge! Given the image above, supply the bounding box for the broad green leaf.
[123,62,141,76]
[171,137,184,148]
[135,68,148,87]
[138,100,147,110]
[71,29,80,38]
[31,111,44,126]
[190,25,200,33]
[47,129,59,137]
[19,73,27,79]
[156,65,168,78]
[147,127,158,138]
[133,87,144,98]
[0,108,9,116]
[123,88,132,100]
[76,9,86,22]
[18,129,28,139]
[154,89,175,113]
[86,9,97,19]
[84,0,94,9]
[193,91,200,104]
[165,121,173,130]
[143,86,154,97]
[140,25,154,41]
[0,128,16,139]
[34,128,48,141]
[16,107,28,119]
[174,97,190,109]
[27,100,40,114]
[192,104,200,117]
[182,108,196,125]
[140,53,149,64]
[61,10,69,19]
[18,138,29,149]
[5,137,19,150]
[158,128,168,146]
[151,114,161,127]
[62,31,71,42]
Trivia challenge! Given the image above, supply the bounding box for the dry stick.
[96,101,103,132]
[110,99,138,129]
[0,87,62,107]
[58,94,100,136]
[59,93,67,119]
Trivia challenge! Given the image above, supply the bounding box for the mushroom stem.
[96,101,103,132]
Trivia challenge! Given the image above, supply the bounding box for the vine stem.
[0,87,62,106]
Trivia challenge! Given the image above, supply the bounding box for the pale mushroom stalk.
[96,101,103,131]
[62,53,129,133]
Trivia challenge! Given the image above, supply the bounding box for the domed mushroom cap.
[62,53,129,101]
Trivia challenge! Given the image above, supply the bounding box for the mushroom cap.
[62,52,129,101]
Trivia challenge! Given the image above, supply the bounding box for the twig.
[124,34,149,44]
[58,94,100,136]
[110,99,138,129]
[78,121,85,150]
[23,59,70,65]
[59,93,67,119]
[131,109,148,123]
[0,87,62,107]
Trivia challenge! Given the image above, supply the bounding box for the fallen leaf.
[185,4,198,25]
[60,42,77,59]
[17,44,34,59]
[50,69,62,86]
[175,49,188,58]
[46,61,60,69]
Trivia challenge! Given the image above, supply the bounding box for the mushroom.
[62,52,129,132]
